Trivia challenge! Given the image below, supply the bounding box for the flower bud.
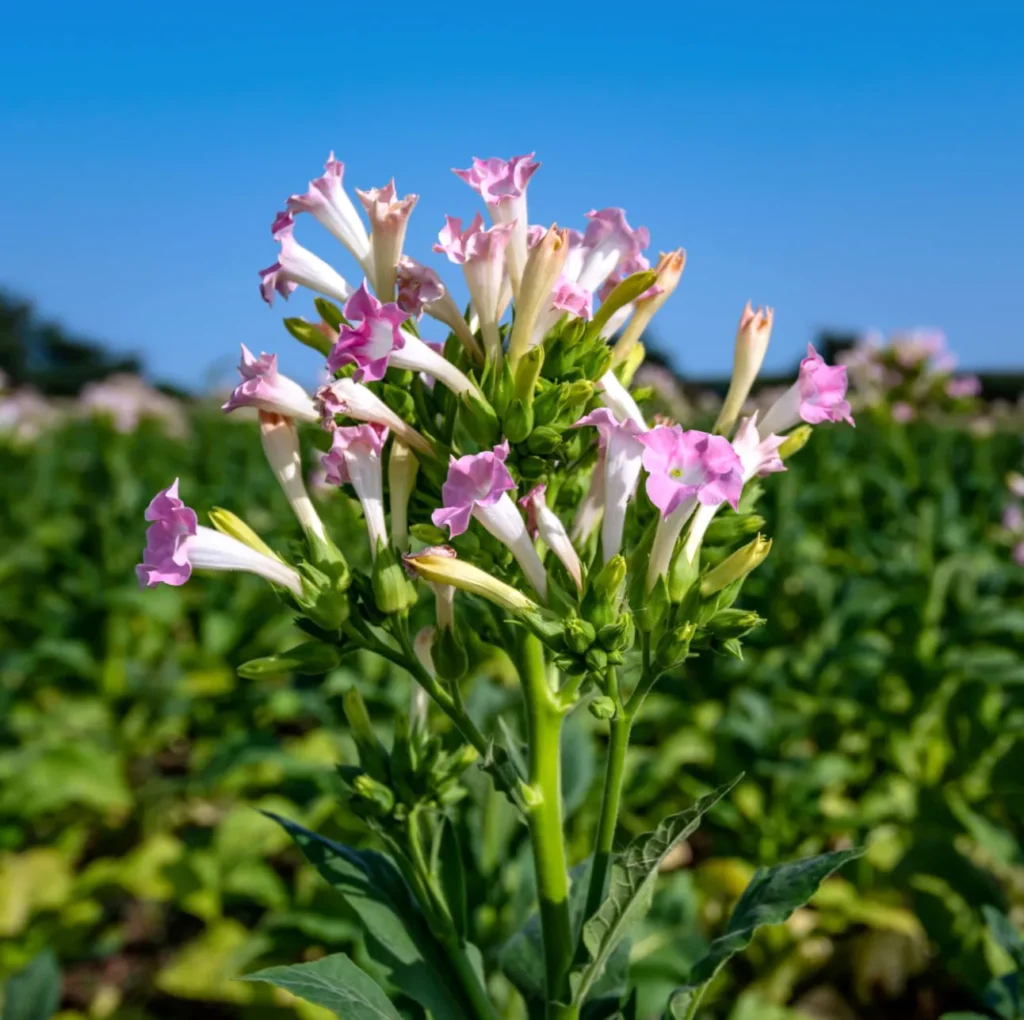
[373,545,416,614]
[388,441,419,551]
[610,251,686,364]
[410,523,448,545]
[700,535,772,597]
[343,687,389,781]
[525,425,562,455]
[503,398,535,444]
[283,316,334,357]
[655,621,697,670]
[591,554,628,601]
[508,226,569,366]
[779,425,812,460]
[589,696,616,720]
[705,513,767,544]
[565,615,597,654]
[585,646,609,673]
[714,302,774,436]
[597,614,634,652]
[208,507,282,562]
[352,773,396,816]
[459,389,501,447]
[236,641,342,678]
[705,608,764,638]
[404,551,538,614]
[636,574,670,633]
[432,624,469,682]
[514,345,545,403]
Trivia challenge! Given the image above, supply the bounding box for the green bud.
[656,622,697,670]
[532,385,566,425]
[668,540,700,603]
[526,425,562,455]
[514,345,545,403]
[585,646,609,673]
[779,425,812,460]
[208,508,281,562]
[565,615,597,654]
[491,358,515,418]
[597,614,635,652]
[283,317,333,357]
[557,380,595,421]
[578,343,612,382]
[410,523,449,546]
[314,297,348,331]
[706,609,764,638]
[591,554,627,601]
[343,688,389,781]
[518,455,547,480]
[585,269,659,340]
[459,389,501,446]
[372,545,415,615]
[705,513,767,544]
[503,398,535,444]
[432,625,469,682]
[589,696,616,720]
[700,535,773,597]
[297,561,351,630]
[237,641,342,678]
[617,341,646,388]
[352,773,395,816]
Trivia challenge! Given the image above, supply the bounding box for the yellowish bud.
[700,534,773,597]
[611,249,686,364]
[208,508,282,562]
[404,551,538,614]
[507,226,569,366]
[714,301,774,436]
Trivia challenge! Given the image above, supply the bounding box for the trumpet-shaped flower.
[434,213,514,361]
[759,344,855,434]
[574,409,646,563]
[326,283,479,395]
[259,412,326,540]
[222,345,319,423]
[732,413,786,482]
[137,480,302,595]
[519,484,583,591]
[576,208,650,293]
[572,446,606,545]
[453,154,540,293]
[285,152,371,269]
[639,426,744,589]
[316,377,432,455]
[431,441,548,598]
[396,257,482,361]
[550,278,593,320]
[610,249,686,363]
[404,547,538,614]
[355,179,418,299]
[598,370,647,430]
[260,214,355,307]
[405,545,457,629]
[322,423,389,556]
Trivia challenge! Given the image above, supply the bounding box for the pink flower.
[550,278,593,320]
[1003,504,1024,533]
[732,413,786,483]
[285,152,371,269]
[576,208,650,292]
[396,257,447,318]
[326,282,479,395]
[1014,541,1024,567]
[639,426,744,518]
[946,374,982,398]
[574,409,646,563]
[355,179,419,299]
[326,283,410,382]
[519,484,583,591]
[315,378,432,454]
[760,345,854,434]
[892,401,916,423]
[452,154,540,207]
[222,345,319,423]
[259,213,355,307]
[322,423,390,555]
[432,442,547,597]
[137,480,302,594]
[434,214,514,360]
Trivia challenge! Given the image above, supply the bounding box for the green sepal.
[237,640,342,678]
[584,270,659,342]
[283,316,333,357]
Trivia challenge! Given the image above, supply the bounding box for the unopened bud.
[343,687,389,781]
[459,389,501,446]
[283,316,334,357]
[636,574,670,633]
[526,425,562,455]
[410,523,448,546]
[706,609,764,638]
[700,535,773,597]
[504,399,535,444]
[236,641,342,678]
[388,441,419,551]
[714,301,774,436]
[514,345,545,403]
[565,616,597,654]
[208,508,281,562]
[618,342,646,388]
[432,624,469,682]
[705,513,767,544]
[508,226,569,366]
[656,621,697,670]
[373,545,415,614]
[779,425,812,460]
[611,252,686,365]
[352,773,395,816]
[597,614,635,652]
[585,646,609,673]
[589,696,616,720]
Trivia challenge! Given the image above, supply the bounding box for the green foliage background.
[1,406,1022,1019]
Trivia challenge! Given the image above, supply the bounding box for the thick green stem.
[519,634,574,1011]
[580,707,631,939]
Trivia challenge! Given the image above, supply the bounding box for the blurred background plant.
[1,294,1023,1019]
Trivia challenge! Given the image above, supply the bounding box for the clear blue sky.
[2,2,1021,390]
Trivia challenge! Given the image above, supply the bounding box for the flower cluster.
[838,327,982,422]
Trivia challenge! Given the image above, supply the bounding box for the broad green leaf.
[264,813,474,1020]
[574,778,741,1005]
[244,953,401,1019]
[2,950,60,1020]
[665,847,865,1018]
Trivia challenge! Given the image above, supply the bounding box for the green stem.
[579,684,631,946]
[519,634,575,1011]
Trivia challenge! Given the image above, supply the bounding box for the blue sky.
[1,2,1021,389]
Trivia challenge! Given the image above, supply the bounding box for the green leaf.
[244,953,401,1019]
[573,777,741,1005]
[665,848,865,1018]
[264,813,475,1020]
[984,906,1024,969]
[2,949,61,1020]
[438,818,468,940]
